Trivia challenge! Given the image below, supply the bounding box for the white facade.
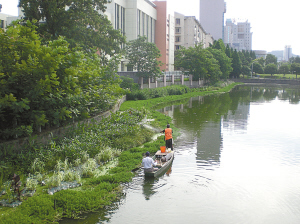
[284,45,292,61]
[105,0,157,71]
[254,50,267,59]
[174,12,185,50]
[105,0,157,43]
[0,12,20,30]
[224,19,252,51]
[200,0,226,41]
[168,14,175,71]
[174,12,213,50]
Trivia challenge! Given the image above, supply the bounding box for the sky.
[1,0,300,55]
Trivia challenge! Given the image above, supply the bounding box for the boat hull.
[144,150,174,177]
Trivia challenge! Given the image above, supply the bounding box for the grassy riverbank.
[0,82,241,223]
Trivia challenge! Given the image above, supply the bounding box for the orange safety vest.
[164,128,172,140]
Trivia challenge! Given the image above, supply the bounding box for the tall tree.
[225,44,231,58]
[0,21,124,139]
[289,56,300,64]
[175,45,221,83]
[230,50,242,78]
[241,65,251,77]
[125,36,162,79]
[212,39,226,52]
[265,54,277,65]
[252,63,264,74]
[278,63,290,76]
[264,63,278,76]
[208,48,232,79]
[290,63,300,79]
[19,0,125,59]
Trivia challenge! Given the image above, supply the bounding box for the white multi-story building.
[105,0,158,71]
[0,11,20,30]
[224,19,252,51]
[174,12,213,50]
[105,0,157,43]
[199,0,226,41]
[105,0,175,72]
[283,45,292,61]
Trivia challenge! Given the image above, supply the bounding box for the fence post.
[172,74,175,84]
[164,74,166,87]
[139,77,143,89]
[148,77,151,89]
[181,74,184,85]
[189,74,193,87]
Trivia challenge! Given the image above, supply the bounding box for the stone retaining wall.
[231,78,300,85]
[1,96,126,151]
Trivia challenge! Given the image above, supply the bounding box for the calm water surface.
[62,85,300,224]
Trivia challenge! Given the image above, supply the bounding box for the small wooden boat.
[143,150,174,177]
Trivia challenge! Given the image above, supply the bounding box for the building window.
[142,12,145,36]
[137,10,140,36]
[121,61,125,71]
[175,45,180,50]
[127,65,133,72]
[175,36,181,42]
[176,18,180,25]
[175,27,181,34]
[0,20,4,28]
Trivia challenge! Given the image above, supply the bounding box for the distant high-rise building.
[199,0,226,41]
[224,19,252,51]
[284,45,292,61]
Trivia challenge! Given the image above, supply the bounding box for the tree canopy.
[174,45,221,84]
[125,36,163,78]
[230,50,242,78]
[19,0,125,60]
[264,63,278,76]
[252,62,264,74]
[290,63,300,79]
[265,54,277,65]
[278,63,290,75]
[208,48,232,79]
[0,21,124,140]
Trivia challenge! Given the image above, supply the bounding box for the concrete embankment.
[231,78,300,85]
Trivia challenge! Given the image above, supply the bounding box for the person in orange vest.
[160,124,173,150]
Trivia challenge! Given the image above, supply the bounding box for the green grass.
[242,74,299,79]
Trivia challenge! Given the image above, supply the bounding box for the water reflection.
[142,177,156,200]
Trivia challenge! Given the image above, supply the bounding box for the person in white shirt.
[142,151,157,172]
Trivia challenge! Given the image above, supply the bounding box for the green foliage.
[19,0,125,58]
[208,48,232,79]
[241,65,251,76]
[289,56,300,64]
[126,85,190,100]
[278,63,290,75]
[126,36,163,78]
[265,54,278,65]
[230,50,242,78]
[290,63,300,78]
[175,45,222,83]
[120,76,139,91]
[252,62,264,74]
[264,63,278,76]
[0,21,125,140]
[212,39,226,52]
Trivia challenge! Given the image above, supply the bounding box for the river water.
[62,85,300,224]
